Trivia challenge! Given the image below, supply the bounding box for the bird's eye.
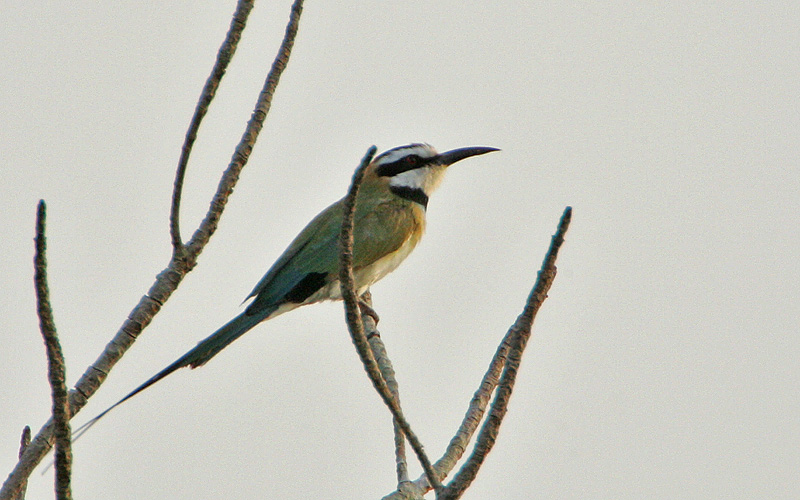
[404,155,420,166]
[374,153,423,177]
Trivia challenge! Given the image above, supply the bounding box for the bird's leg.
[358,290,381,328]
[358,300,381,326]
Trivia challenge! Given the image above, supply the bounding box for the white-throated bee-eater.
[79,143,498,430]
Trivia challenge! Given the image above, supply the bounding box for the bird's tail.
[73,312,266,439]
[184,312,265,368]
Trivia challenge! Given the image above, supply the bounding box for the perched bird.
[79,143,498,430]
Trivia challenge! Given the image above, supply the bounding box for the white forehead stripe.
[374,143,438,166]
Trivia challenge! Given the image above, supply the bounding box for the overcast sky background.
[2,2,798,498]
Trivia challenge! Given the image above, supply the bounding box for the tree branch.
[0,3,305,498]
[382,323,512,500]
[185,0,304,256]
[361,292,410,485]
[416,317,515,493]
[384,206,572,499]
[33,201,72,500]
[338,147,443,495]
[171,0,255,254]
[440,206,572,499]
[13,427,30,500]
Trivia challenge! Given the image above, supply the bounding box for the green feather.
[245,188,422,316]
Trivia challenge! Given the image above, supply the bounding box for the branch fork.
[338,148,572,499]
[2,1,572,498]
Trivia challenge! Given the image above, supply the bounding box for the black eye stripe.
[375,154,431,177]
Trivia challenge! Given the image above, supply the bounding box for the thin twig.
[17,427,30,463]
[186,0,304,255]
[0,3,305,498]
[440,206,572,499]
[383,206,573,500]
[411,320,516,494]
[338,147,443,495]
[33,201,72,500]
[361,292,409,484]
[392,421,410,484]
[381,481,426,500]
[171,0,255,254]
[13,427,30,500]
[383,328,512,499]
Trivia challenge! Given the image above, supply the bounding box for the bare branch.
[17,428,30,463]
[171,0,255,254]
[0,3,305,497]
[440,206,572,499]
[383,321,512,499]
[13,427,30,500]
[381,288,516,500]
[33,201,72,500]
[392,421,410,484]
[361,292,409,485]
[384,206,573,499]
[418,318,515,492]
[381,481,427,500]
[338,147,443,495]
[185,0,304,255]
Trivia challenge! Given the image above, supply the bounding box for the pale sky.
[2,2,798,499]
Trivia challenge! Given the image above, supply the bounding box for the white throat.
[389,165,446,195]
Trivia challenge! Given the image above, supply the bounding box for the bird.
[77,143,498,433]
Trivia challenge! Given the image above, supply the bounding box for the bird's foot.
[358,300,380,324]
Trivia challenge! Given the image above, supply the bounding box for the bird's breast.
[318,228,422,303]
[357,230,421,288]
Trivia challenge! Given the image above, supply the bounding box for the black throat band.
[390,185,428,209]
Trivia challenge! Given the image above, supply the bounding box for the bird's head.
[368,143,499,208]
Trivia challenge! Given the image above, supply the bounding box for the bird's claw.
[358,300,380,324]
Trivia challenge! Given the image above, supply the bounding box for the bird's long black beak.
[438,146,500,166]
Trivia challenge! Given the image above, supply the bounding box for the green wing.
[244,196,420,316]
